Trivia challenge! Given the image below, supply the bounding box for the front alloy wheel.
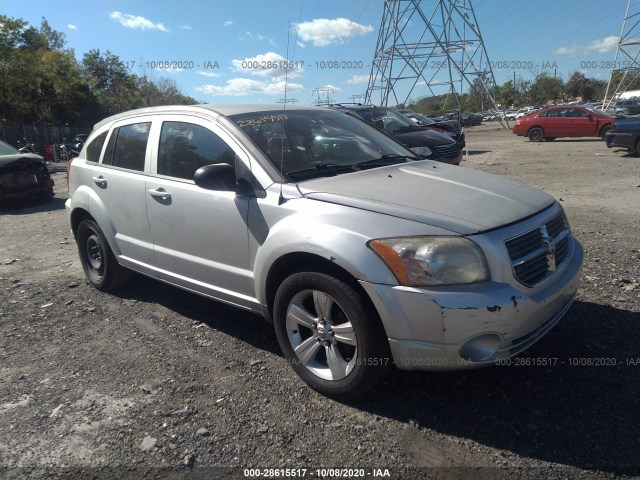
[274,272,390,399]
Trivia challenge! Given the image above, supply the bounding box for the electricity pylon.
[365,0,501,116]
[603,0,640,110]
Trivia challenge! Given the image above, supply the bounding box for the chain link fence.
[0,123,92,161]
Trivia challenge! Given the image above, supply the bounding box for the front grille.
[505,213,571,287]
[431,142,461,159]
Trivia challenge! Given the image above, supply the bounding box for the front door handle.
[148,188,172,200]
[91,176,107,187]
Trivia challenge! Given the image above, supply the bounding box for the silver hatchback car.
[66,105,583,398]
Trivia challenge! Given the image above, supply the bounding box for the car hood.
[297,161,555,235]
[393,128,455,147]
[0,153,46,169]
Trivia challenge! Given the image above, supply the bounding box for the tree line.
[0,15,197,127]
[407,69,640,114]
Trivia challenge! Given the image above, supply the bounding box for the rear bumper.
[606,131,635,149]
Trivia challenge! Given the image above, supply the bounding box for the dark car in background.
[609,98,640,116]
[461,112,483,127]
[329,105,462,165]
[0,140,54,202]
[398,110,465,148]
[512,105,614,141]
[605,115,640,155]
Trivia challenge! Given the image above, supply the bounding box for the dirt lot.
[1,125,639,480]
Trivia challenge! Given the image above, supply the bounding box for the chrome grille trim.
[505,213,571,287]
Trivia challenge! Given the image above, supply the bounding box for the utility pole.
[313,87,335,106]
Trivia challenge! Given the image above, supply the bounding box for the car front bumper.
[359,238,583,371]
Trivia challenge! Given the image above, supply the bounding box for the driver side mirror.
[194,163,257,196]
[194,163,237,191]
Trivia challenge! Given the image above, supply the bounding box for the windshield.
[229,109,418,181]
[355,108,414,135]
[0,140,19,156]
[586,107,610,116]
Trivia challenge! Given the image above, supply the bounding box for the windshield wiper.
[287,162,356,181]
[356,154,417,169]
[393,125,427,133]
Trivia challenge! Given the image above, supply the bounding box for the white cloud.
[224,20,233,27]
[198,71,221,78]
[586,35,619,54]
[196,78,304,96]
[555,35,619,56]
[181,24,192,31]
[554,45,578,56]
[240,31,277,47]
[318,84,341,92]
[109,11,169,32]
[155,66,183,74]
[347,74,369,84]
[231,52,302,79]
[67,24,78,30]
[296,18,373,47]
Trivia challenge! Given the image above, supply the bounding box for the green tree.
[529,73,564,104]
[499,80,514,108]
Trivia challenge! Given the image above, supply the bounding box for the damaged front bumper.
[359,239,583,371]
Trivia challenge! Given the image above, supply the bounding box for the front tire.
[600,125,611,141]
[273,272,390,399]
[76,219,133,291]
[528,127,545,142]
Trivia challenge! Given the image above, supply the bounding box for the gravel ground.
[1,124,639,480]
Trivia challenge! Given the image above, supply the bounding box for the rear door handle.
[91,176,107,187]
[148,188,172,200]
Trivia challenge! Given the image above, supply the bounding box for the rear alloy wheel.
[76,219,133,291]
[528,127,545,142]
[273,272,390,399]
[600,125,611,141]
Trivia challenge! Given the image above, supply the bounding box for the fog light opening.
[459,334,501,362]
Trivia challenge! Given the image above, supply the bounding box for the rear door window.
[102,122,151,171]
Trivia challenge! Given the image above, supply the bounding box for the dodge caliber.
[66,105,583,398]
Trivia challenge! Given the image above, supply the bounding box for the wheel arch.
[526,125,545,135]
[70,207,94,238]
[263,252,385,334]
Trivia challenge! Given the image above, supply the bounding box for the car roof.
[328,104,392,111]
[92,104,329,130]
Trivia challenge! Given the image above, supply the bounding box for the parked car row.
[64,103,584,399]
[329,105,463,164]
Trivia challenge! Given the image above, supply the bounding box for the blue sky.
[0,0,633,104]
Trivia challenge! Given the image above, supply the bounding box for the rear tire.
[528,127,545,142]
[273,272,391,399]
[76,219,133,291]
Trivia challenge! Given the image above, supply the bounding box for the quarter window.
[158,122,235,180]
[102,122,151,171]
[85,131,108,163]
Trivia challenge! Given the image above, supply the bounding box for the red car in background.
[512,105,614,141]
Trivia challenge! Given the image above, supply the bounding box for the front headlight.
[410,146,432,157]
[368,236,489,286]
